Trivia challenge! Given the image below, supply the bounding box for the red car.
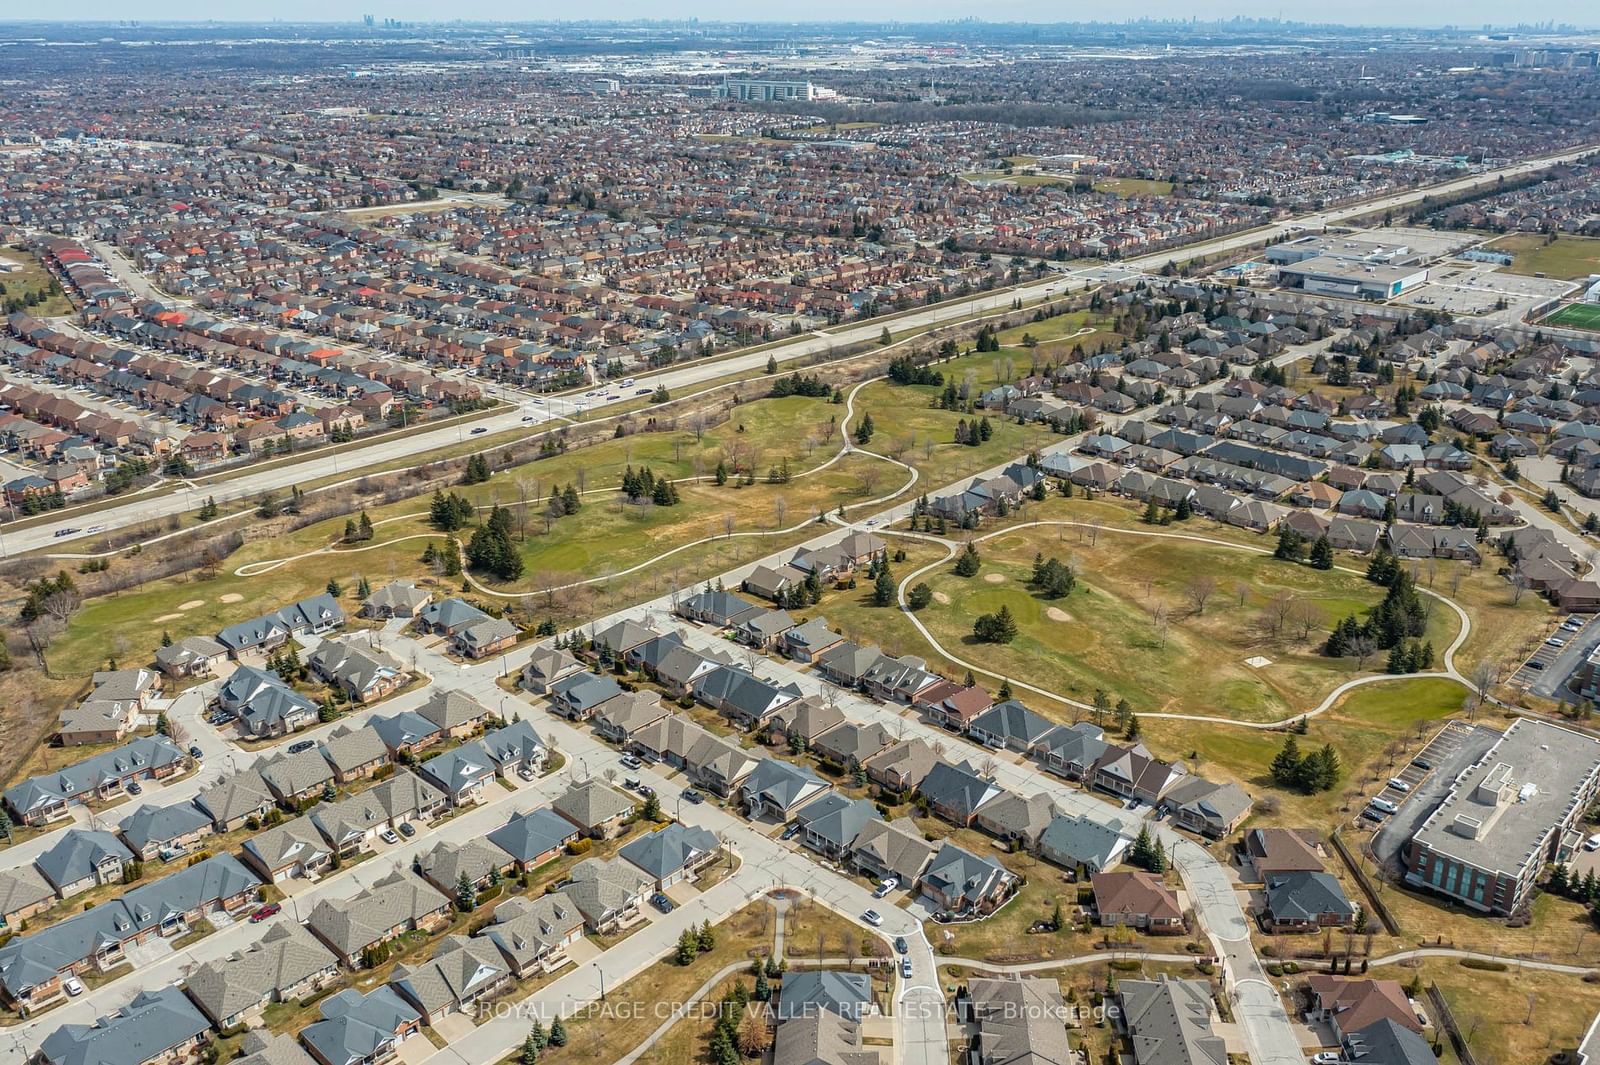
[249,903,281,923]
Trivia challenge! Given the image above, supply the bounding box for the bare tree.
[1471,659,1501,716]
[1510,571,1529,605]
[724,514,735,539]
[1185,576,1217,616]
[857,468,881,498]
[773,496,788,529]
[1289,601,1325,643]
[1264,593,1294,639]
[1351,635,1378,672]
[1150,599,1171,648]
[1235,581,1251,608]
[690,415,707,443]
[42,588,80,625]
[843,930,858,971]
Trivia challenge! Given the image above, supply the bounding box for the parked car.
[900,958,913,979]
[619,755,642,770]
[518,766,537,781]
[862,909,884,927]
[63,976,85,997]
[781,823,802,841]
[250,903,282,923]
[188,745,204,759]
[125,780,141,795]
[682,788,704,804]
[1311,1054,1343,1065]
[379,829,399,845]
[1387,778,1410,793]
[894,936,908,955]
[287,740,316,754]
[651,893,674,913]
[398,822,416,838]
[873,877,897,899]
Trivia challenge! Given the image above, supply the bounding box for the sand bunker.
[982,572,1006,583]
[1045,607,1071,622]
[153,613,184,623]
[932,591,952,605]
[177,599,205,610]
[219,593,244,603]
[1244,655,1273,669]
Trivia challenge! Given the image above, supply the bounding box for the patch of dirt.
[932,591,951,605]
[982,573,1006,584]
[177,599,205,610]
[153,613,184,623]
[1045,607,1072,622]
[218,593,244,603]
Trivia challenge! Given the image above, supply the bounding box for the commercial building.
[1276,256,1428,301]
[718,76,817,102]
[1404,718,1600,915]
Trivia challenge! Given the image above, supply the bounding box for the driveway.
[431,1013,476,1044]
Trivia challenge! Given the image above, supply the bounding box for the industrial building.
[1275,256,1428,300]
[719,76,817,102]
[1403,718,1600,916]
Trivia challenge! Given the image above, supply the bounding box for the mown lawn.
[1485,232,1600,280]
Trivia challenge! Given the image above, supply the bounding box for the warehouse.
[1276,255,1429,300]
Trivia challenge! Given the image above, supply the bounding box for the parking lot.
[1371,720,1502,873]
[1514,613,1596,694]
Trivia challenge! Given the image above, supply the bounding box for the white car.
[379,829,399,845]
[1311,1053,1343,1065]
[862,909,884,927]
[1387,778,1410,793]
[873,878,898,899]
[63,976,85,997]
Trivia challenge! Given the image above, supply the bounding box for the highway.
[4,140,1593,560]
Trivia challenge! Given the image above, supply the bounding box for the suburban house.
[478,893,586,978]
[793,795,880,860]
[0,868,55,930]
[37,986,212,1065]
[216,592,345,657]
[154,634,229,678]
[258,748,336,806]
[4,735,187,826]
[195,770,276,831]
[307,638,407,704]
[563,856,652,934]
[305,871,452,968]
[695,664,804,729]
[962,978,1072,1065]
[1160,777,1252,838]
[812,721,894,769]
[520,646,585,694]
[370,710,445,760]
[1305,976,1425,1043]
[776,969,874,1022]
[1119,977,1228,1065]
[849,817,937,886]
[782,616,846,663]
[972,791,1058,850]
[55,698,139,747]
[319,724,390,783]
[918,761,1005,827]
[676,588,764,629]
[1091,743,1187,805]
[915,681,993,732]
[299,986,422,1065]
[815,641,885,689]
[551,781,637,839]
[1031,722,1111,780]
[861,653,942,704]
[36,829,135,899]
[242,819,336,883]
[1260,871,1358,933]
[917,842,1018,916]
[361,580,434,620]
[1038,814,1132,874]
[764,697,846,749]
[548,671,624,721]
[415,597,493,638]
[417,838,517,896]
[967,700,1056,753]
[862,738,939,794]
[184,923,340,1029]
[628,714,759,796]
[453,616,520,659]
[1092,870,1185,933]
[390,937,512,1025]
[739,758,832,821]
[592,690,672,744]
[487,808,583,872]
[619,822,721,890]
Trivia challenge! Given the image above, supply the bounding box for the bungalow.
[38,986,212,1065]
[185,923,340,1029]
[1091,743,1187,805]
[454,617,520,659]
[391,936,511,1026]
[549,671,624,721]
[782,616,846,663]
[764,696,846,749]
[813,721,894,769]
[416,598,494,638]
[55,698,138,747]
[919,761,1005,827]
[863,738,939,794]
[1030,722,1110,781]
[676,588,764,629]
[564,856,652,934]
[36,829,135,899]
[305,871,452,968]
[4,735,187,826]
[1243,827,1327,879]
[739,758,832,822]
[242,819,336,883]
[589,619,660,660]
[478,893,586,978]
[520,646,585,695]
[850,817,937,886]
[258,748,336,807]
[361,580,434,620]
[918,842,1017,916]
[1260,871,1357,933]
[967,700,1055,753]
[299,987,422,1065]
[619,822,721,890]
[914,680,993,732]
[628,714,758,797]
[1305,976,1424,1043]
[154,635,229,679]
[416,688,496,739]
[734,608,796,651]
[370,710,444,760]
[417,742,499,806]
[592,690,672,745]
[195,770,276,832]
[1092,870,1185,933]
[972,791,1058,850]
[696,664,803,729]
[1160,777,1252,839]
[551,781,637,840]
[793,795,880,860]
[319,724,390,783]
[860,653,942,704]
[486,808,582,872]
[415,840,517,898]
[1038,814,1132,874]
[217,593,345,657]
[307,638,407,704]
[118,801,213,862]
[0,868,54,930]
[815,641,884,689]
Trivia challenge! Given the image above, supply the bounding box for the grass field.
[1486,232,1600,281]
[1092,178,1174,198]
[0,247,73,316]
[1545,302,1600,331]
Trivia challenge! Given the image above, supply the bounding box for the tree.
[953,541,981,577]
[907,582,933,610]
[873,567,896,607]
[754,966,771,1001]
[548,1017,568,1048]
[1310,535,1334,570]
[529,1020,547,1052]
[326,577,343,597]
[676,928,698,965]
[1270,735,1304,788]
[456,871,478,912]
[520,1035,538,1065]
[973,605,1018,644]
[698,919,716,952]
[1186,576,1216,615]
[737,1011,772,1056]
[854,412,876,445]
[641,792,663,822]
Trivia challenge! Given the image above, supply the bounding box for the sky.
[21,3,1594,28]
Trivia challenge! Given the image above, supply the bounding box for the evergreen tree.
[953,541,981,577]
[1270,735,1304,788]
[548,1018,568,1048]
[1310,535,1334,570]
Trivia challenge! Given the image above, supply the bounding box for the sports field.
[1545,301,1600,331]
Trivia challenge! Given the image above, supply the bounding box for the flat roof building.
[1404,718,1600,916]
[1275,255,1428,301]
[719,77,817,102]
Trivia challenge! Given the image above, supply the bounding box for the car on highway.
[398,822,416,838]
[636,387,652,395]
[894,936,908,955]
[471,426,488,434]
[250,903,282,923]
[522,415,535,422]
[54,527,80,537]
[900,958,913,979]
[862,909,884,927]
[288,740,316,754]
[379,829,399,845]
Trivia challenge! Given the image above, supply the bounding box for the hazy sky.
[24,2,1594,29]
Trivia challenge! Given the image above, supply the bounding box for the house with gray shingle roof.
[361,580,433,620]
[917,842,1018,916]
[417,838,516,896]
[739,758,832,822]
[415,597,491,637]
[258,748,336,806]
[4,735,187,826]
[619,822,721,890]
[1039,814,1132,874]
[1260,871,1357,933]
[1119,976,1228,1065]
[195,769,276,831]
[305,871,451,968]
[918,761,1004,827]
[118,802,214,861]
[520,646,585,694]
[0,867,53,929]
[548,671,624,721]
[217,593,344,656]
[972,791,1058,850]
[793,795,880,859]
[477,892,585,978]
[777,969,873,1021]
[318,724,389,783]
[563,856,651,933]
[242,818,335,884]
[184,922,339,1029]
[551,781,636,839]
[38,985,212,1065]
[486,808,581,871]
[35,829,134,899]
[299,986,422,1065]
[391,935,511,1024]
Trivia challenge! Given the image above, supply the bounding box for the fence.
[1327,827,1401,936]
[1425,981,1480,1065]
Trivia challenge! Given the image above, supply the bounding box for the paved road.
[7,142,1591,560]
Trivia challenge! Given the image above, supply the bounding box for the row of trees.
[1269,735,1341,794]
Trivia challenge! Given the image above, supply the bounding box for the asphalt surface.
[1371,722,1501,874]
